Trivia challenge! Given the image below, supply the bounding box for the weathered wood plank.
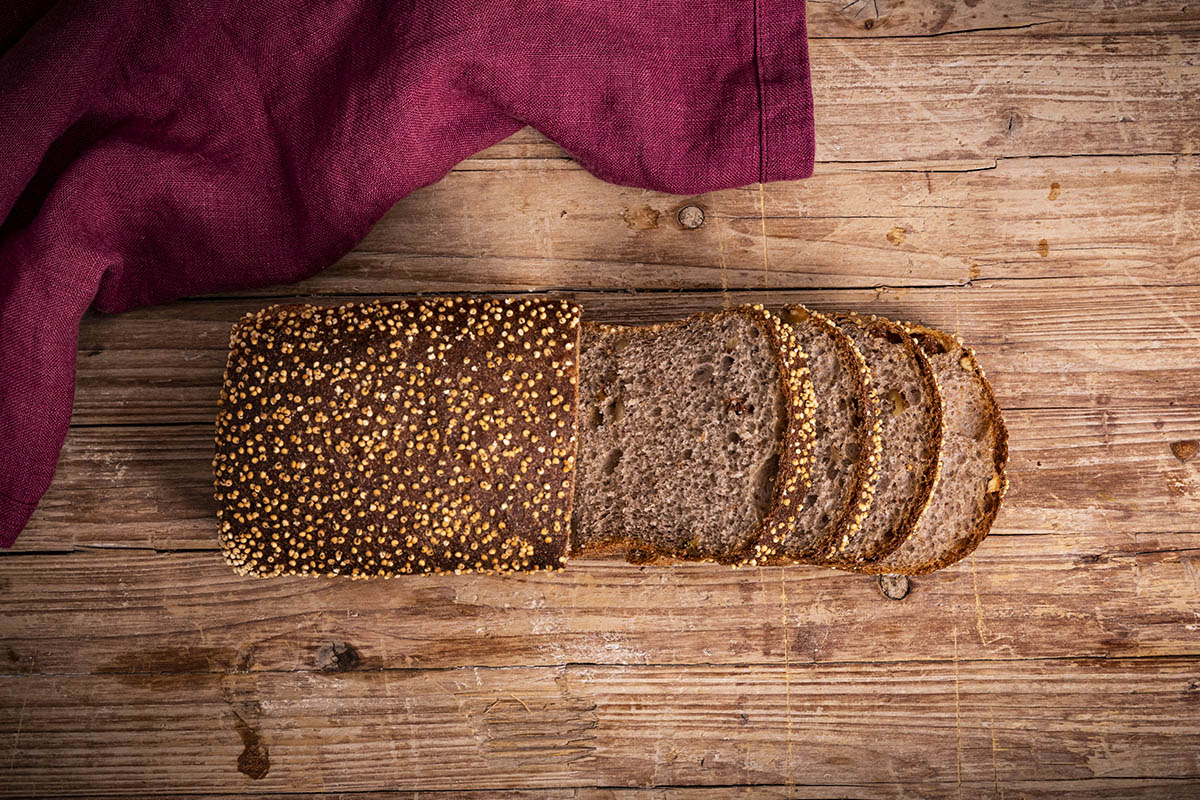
[804,0,1200,38]
[185,783,1200,800]
[72,284,1200,426]
[2,659,1198,796]
[2,529,1197,673]
[465,34,1200,166]
[19,394,1200,552]
[263,155,1199,294]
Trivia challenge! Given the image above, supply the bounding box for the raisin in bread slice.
[862,325,1008,574]
[571,305,815,565]
[819,312,943,566]
[214,297,583,577]
[755,306,882,565]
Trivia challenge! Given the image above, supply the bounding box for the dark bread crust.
[755,306,882,565]
[213,297,582,577]
[572,305,816,566]
[860,324,1009,575]
[821,312,944,567]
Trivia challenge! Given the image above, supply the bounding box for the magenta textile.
[0,0,814,546]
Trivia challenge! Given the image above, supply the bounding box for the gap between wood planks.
[2,651,1199,678]
[177,276,1200,303]
[22,778,1200,798]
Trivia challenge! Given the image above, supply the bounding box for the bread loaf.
[213,297,583,577]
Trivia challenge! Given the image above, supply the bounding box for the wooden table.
[4,2,1200,797]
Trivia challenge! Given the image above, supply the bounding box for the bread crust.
[213,296,583,577]
[859,323,1009,575]
[571,305,816,566]
[753,306,882,566]
[820,312,944,567]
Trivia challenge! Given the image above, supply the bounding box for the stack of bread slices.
[215,298,1007,578]
[571,304,1009,575]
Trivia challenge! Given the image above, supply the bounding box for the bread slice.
[863,324,1009,574]
[819,313,943,566]
[754,306,882,564]
[213,297,583,577]
[571,305,815,565]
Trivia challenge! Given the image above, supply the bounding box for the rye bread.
[571,305,816,565]
[820,312,943,566]
[863,324,1009,574]
[755,305,882,564]
[213,297,583,577]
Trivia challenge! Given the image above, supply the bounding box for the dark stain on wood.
[886,226,907,245]
[622,205,660,231]
[1049,181,1061,200]
[1038,238,1050,257]
[101,645,235,674]
[315,641,361,672]
[231,710,270,780]
[1170,440,1198,462]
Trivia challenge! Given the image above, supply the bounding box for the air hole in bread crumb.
[602,449,622,475]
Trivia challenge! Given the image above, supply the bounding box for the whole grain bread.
[863,324,1009,574]
[820,313,943,566]
[213,297,583,577]
[571,305,815,565]
[755,306,882,565]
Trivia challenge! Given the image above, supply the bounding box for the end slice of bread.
[863,324,1009,574]
[572,305,815,565]
[820,313,943,566]
[755,306,882,565]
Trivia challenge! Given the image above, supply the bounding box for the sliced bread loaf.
[863,325,1009,574]
[820,313,943,566]
[571,305,815,564]
[754,306,882,564]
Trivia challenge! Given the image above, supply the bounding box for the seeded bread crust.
[822,312,943,567]
[213,297,583,577]
[754,305,882,565]
[861,324,1009,575]
[572,305,817,566]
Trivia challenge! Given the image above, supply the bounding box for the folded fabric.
[0,0,814,546]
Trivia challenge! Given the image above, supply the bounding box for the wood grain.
[5,10,1200,796]
[253,155,1200,294]
[186,784,1200,800]
[181,784,1200,800]
[2,659,1198,796]
[1,532,1198,675]
[804,0,1200,37]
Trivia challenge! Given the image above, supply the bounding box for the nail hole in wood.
[678,205,705,229]
[878,574,910,600]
